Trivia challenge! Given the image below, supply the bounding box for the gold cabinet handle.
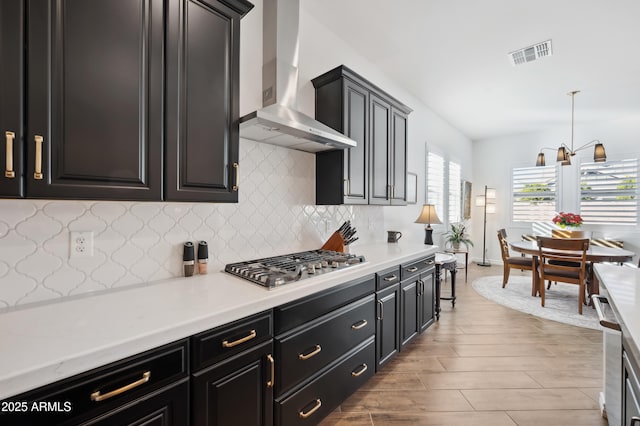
[351,319,368,330]
[266,354,275,388]
[232,162,239,191]
[5,131,15,178]
[222,329,256,348]
[90,371,151,402]
[34,135,43,180]
[407,267,418,273]
[298,344,321,361]
[344,178,350,196]
[377,300,384,321]
[351,363,368,377]
[383,275,397,282]
[298,399,322,419]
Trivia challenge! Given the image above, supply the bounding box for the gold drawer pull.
[90,371,151,402]
[383,275,397,282]
[266,354,275,388]
[5,131,15,178]
[298,344,321,361]
[222,329,256,348]
[407,266,418,273]
[232,162,239,191]
[34,135,43,180]
[351,363,368,377]
[298,399,322,419]
[351,319,368,330]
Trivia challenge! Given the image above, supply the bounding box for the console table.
[435,252,457,320]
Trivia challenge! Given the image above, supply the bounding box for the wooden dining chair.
[497,229,533,287]
[551,229,590,239]
[536,236,590,314]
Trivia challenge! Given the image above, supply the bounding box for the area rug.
[472,275,600,330]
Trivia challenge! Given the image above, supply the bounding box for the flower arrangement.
[552,212,583,228]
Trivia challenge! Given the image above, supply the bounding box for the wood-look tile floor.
[319,263,608,426]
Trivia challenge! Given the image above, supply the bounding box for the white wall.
[473,115,640,264]
[0,0,473,308]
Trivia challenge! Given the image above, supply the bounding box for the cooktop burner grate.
[225,249,366,288]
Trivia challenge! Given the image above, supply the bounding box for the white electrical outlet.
[70,231,94,258]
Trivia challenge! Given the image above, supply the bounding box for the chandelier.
[535,90,606,167]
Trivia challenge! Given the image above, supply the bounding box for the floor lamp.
[475,185,496,266]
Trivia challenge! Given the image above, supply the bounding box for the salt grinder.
[197,241,208,275]
[183,242,195,277]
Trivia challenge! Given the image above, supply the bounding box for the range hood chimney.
[239,0,357,153]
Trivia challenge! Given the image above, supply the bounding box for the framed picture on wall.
[461,180,472,219]
[407,172,417,204]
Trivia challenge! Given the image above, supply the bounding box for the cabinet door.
[342,79,369,204]
[624,352,640,426]
[400,279,419,348]
[192,340,274,426]
[165,0,242,202]
[27,0,163,200]
[419,272,435,333]
[81,379,189,426]
[390,108,407,205]
[375,284,400,370]
[0,0,24,197]
[369,94,391,205]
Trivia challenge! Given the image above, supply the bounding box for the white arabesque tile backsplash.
[0,140,383,308]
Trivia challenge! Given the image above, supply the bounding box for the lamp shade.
[594,143,606,162]
[536,152,546,167]
[414,204,442,225]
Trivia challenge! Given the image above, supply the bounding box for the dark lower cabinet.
[419,272,435,333]
[191,340,274,426]
[624,350,640,426]
[400,279,419,348]
[399,256,436,348]
[375,283,400,370]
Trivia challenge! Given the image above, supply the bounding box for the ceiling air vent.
[508,40,553,66]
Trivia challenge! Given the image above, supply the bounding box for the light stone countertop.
[0,242,438,400]
[594,263,640,367]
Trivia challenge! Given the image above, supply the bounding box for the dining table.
[509,240,635,298]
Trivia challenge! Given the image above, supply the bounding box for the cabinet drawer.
[401,256,435,281]
[376,266,400,290]
[275,337,375,425]
[275,275,374,335]
[276,295,375,396]
[1,339,188,425]
[192,310,273,370]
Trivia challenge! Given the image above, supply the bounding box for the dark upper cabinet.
[26,0,164,200]
[165,0,245,202]
[2,0,252,202]
[0,0,24,197]
[312,65,411,206]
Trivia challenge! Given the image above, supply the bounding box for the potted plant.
[445,222,474,250]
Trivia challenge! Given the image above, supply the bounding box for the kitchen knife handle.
[222,329,256,348]
[298,399,322,419]
[266,354,275,388]
[34,135,43,180]
[90,371,151,402]
[232,162,239,191]
[5,131,15,178]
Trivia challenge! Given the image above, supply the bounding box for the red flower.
[552,212,583,227]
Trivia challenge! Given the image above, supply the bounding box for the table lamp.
[415,204,442,245]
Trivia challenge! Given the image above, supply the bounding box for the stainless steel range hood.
[239,0,356,153]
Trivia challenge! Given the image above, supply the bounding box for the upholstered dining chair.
[497,229,533,288]
[536,236,590,315]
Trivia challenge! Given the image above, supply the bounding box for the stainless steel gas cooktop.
[225,249,366,288]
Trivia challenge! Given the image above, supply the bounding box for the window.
[580,159,638,225]
[512,165,557,222]
[427,152,461,224]
[448,161,461,222]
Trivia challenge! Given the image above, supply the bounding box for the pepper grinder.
[197,241,208,275]
[183,242,195,277]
